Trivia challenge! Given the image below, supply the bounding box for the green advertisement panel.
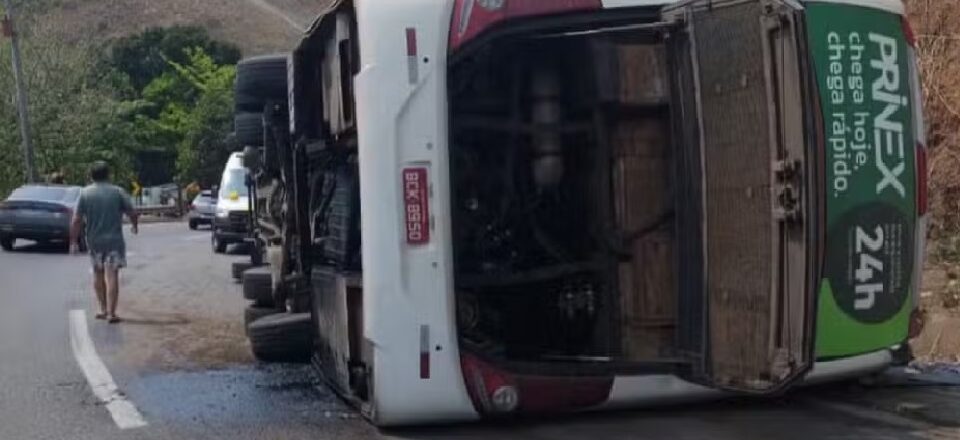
[805,2,917,358]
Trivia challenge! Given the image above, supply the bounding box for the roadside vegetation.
[0,5,241,195]
[906,0,960,260]
[904,0,960,363]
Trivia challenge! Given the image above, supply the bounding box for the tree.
[0,29,138,195]
[0,20,239,197]
[133,47,237,186]
[106,26,241,93]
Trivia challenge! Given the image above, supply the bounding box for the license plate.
[402,167,430,245]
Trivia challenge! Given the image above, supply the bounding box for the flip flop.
[94,313,107,320]
[108,316,122,324]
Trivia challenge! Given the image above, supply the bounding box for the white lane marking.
[68,310,148,430]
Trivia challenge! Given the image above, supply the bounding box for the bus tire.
[244,305,281,334]
[235,54,288,112]
[242,266,274,307]
[232,261,255,281]
[212,234,227,254]
[248,313,313,363]
[235,112,264,147]
[891,344,914,367]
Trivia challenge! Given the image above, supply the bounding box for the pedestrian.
[70,161,139,324]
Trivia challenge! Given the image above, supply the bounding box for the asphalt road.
[1,222,959,440]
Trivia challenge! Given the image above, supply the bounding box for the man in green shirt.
[70,162,139,323]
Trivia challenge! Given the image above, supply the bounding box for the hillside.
[33,0,334,55]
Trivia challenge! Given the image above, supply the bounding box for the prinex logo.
[870,33,908,198]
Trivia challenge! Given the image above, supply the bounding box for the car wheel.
[189,220,198,230]
[247,313,313,363]
[212,234,227,254]
[242,266,274,307]
[235,54,289,112]
[0,237,13,251]
[244,305,281,335]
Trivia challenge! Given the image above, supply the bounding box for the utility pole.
[2,0,37,183]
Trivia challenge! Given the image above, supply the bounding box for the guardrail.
[135,205,183,217]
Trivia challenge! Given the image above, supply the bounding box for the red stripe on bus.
[420,352,430,379]
[406,28,418,57]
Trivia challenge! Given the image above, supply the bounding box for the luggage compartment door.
[665,0,817,393]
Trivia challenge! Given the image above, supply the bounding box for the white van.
[211,152,252,253]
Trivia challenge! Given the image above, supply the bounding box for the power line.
[2,0,37,183]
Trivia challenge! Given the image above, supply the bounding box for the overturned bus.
[231,0,928,426]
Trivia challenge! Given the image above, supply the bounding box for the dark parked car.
[0,185,84,252]
[188,190,217,230]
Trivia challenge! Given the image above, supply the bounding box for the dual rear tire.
[232,261,255,281]
[234,54,288,148]
[240,265,313,363]
[242,266,274,307]
[235,54,309,364]
[247,313,313,363]
[235,54,288,113]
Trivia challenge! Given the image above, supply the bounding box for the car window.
[194,194,214,204]
[8,186,79,202]
[219,169,249,199]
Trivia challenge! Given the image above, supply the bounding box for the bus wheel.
[232,261,255,281]
[248,313,313,363]
[242,266,274,307]
[235,112,265,147]
[235,54,288,112]
[244,305,281,335]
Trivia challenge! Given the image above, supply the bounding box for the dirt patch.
[112,304,254,372]
[34,0,307,54]
[92,225,259,373]
[265,0,334,22]
[912,260,960,363]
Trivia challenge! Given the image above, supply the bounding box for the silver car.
[188,190,217,230]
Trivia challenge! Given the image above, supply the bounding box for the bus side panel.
[354,0,478,426]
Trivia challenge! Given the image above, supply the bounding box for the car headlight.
[216,207,230,218]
